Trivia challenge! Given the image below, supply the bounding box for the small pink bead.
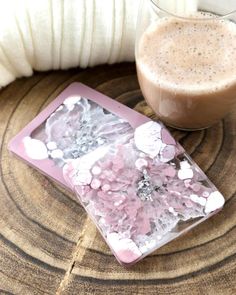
[160,145,176,162]
[184,179,191,187]
[100,174,106,179]
[91,166,101,175]
[102,184,111,192]
[91,179,101,189]
[107,174,116,182]
[185,200,193,208]
[203,191,210,198]
[191,183,201,192]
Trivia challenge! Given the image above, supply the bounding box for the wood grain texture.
[0,63,235,295]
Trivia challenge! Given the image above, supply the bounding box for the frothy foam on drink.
[137,12,236,94]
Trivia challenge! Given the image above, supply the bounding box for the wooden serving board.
[0,63,235,295]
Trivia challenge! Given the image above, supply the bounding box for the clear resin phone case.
[8,83,225,267]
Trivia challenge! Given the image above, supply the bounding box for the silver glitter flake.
[137,170,157,201]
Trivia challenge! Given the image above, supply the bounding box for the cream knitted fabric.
[0,0,139,87]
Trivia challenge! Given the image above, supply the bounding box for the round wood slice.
[0,63,235,295]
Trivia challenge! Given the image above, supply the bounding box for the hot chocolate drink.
[136,13,236,129]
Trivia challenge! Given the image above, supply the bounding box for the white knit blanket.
[0,0,140,87]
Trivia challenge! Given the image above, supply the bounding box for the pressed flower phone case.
[9,83,225,266]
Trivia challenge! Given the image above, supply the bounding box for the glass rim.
[150,0,236,21]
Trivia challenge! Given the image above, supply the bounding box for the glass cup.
[135,0,236,130]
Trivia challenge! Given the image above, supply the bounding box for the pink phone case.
[8,83,225,267]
